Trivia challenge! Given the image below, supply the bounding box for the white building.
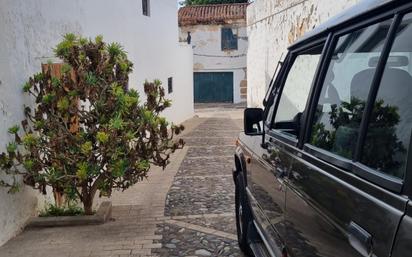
[0,0,193,246]
[179,3,248,103]
[247,0,361,107]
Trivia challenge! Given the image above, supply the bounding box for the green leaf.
[23,82,31,92]
[76,162,88,181]
[85,72,98,86]
[107,42,125,58]
[8,125,19,134]
[142,110,154,122]
[33,73,44,82]
[112,159,127,178]
[79,37,88,45]
[42,93,55,104]
[61,64,72,74]
[119,61,129,72]
[109,115,124,130]
[125,131,136,140]
[6,142,17,153]
[81,141,93,155]
[57,97,70,111]
[96,132,109,144]
[68,90,78,97]
[124,94,138,108]
[35,120,45,129]
[164,100,172,108]
[136,160,150,171]
[51,77,61,88]
[22,133,38,147]
[95,35,103,44]
[64,33,76,42]
[23,159,34,171]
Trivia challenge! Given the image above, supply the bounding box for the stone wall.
[246,0,361,107]
[0,0,193,246]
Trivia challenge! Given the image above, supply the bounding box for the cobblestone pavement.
[153,106,246,257]
[0,104,245,257]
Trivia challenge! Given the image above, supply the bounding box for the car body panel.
[235,1,412,257]
[391,202,412,257]
[284,141,407,257]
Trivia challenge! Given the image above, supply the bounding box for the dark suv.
[233,1,412,257]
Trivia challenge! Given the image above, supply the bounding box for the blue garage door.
[194,72,234,103]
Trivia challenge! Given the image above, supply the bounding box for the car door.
[283,14,411,257]
[245,55,290,257]
[248,43,326,255]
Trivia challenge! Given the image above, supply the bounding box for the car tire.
[235,172,253,256]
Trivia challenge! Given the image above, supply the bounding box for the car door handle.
[348,221,373,257]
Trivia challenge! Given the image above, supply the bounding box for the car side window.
[309,19,392,159]
[273,45,324,138]
[360,14,412,179]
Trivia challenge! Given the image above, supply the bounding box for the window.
[168,77,173,94]
[221,28,238,51]
[264,54,286,126]
[361,14,412,179]
[309,20,392,159]
[142,0,150,16]
[273,45,324,137]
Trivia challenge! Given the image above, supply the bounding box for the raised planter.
[26,201,112,228]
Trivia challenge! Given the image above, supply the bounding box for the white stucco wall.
[0,0,193,246]
[180,23,248,103]
[247,0,361,107]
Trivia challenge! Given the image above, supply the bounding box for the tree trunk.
[83,194,94,215]
[53,188,65,208]
[82,175,103,215]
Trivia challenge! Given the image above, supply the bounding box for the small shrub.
[39,204,85,217]
[0,34,184,215]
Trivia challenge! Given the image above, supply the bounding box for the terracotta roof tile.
[178,3,248,26]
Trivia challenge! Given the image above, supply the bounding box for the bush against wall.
[0,34,184,215]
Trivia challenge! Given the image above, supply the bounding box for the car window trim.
[404,131,412,198]
[354,14,402,161]
[269,39,327,141]
[268,129,298,147]
[303,144,403,193]
[303,144,352,171]
[329,12,396,41]
[301,32,335,149]
[263,53,292,128]
[395,8,412,199]
[302,13,407,193]
[352,162,403,193]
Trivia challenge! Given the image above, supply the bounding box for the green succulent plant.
[0,34,184,215]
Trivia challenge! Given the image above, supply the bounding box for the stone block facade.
[246,0,361,107]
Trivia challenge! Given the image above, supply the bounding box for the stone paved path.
[0,104,245,257]
[153,105,246,257]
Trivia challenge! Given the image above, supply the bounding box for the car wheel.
[235,172,252,255]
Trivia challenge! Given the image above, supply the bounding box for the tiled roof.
[178,3,248,26]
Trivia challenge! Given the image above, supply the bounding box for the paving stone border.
[26,201,112,228]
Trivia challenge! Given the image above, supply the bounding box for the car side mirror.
[273,112,302,137]
[244,108,264,136]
